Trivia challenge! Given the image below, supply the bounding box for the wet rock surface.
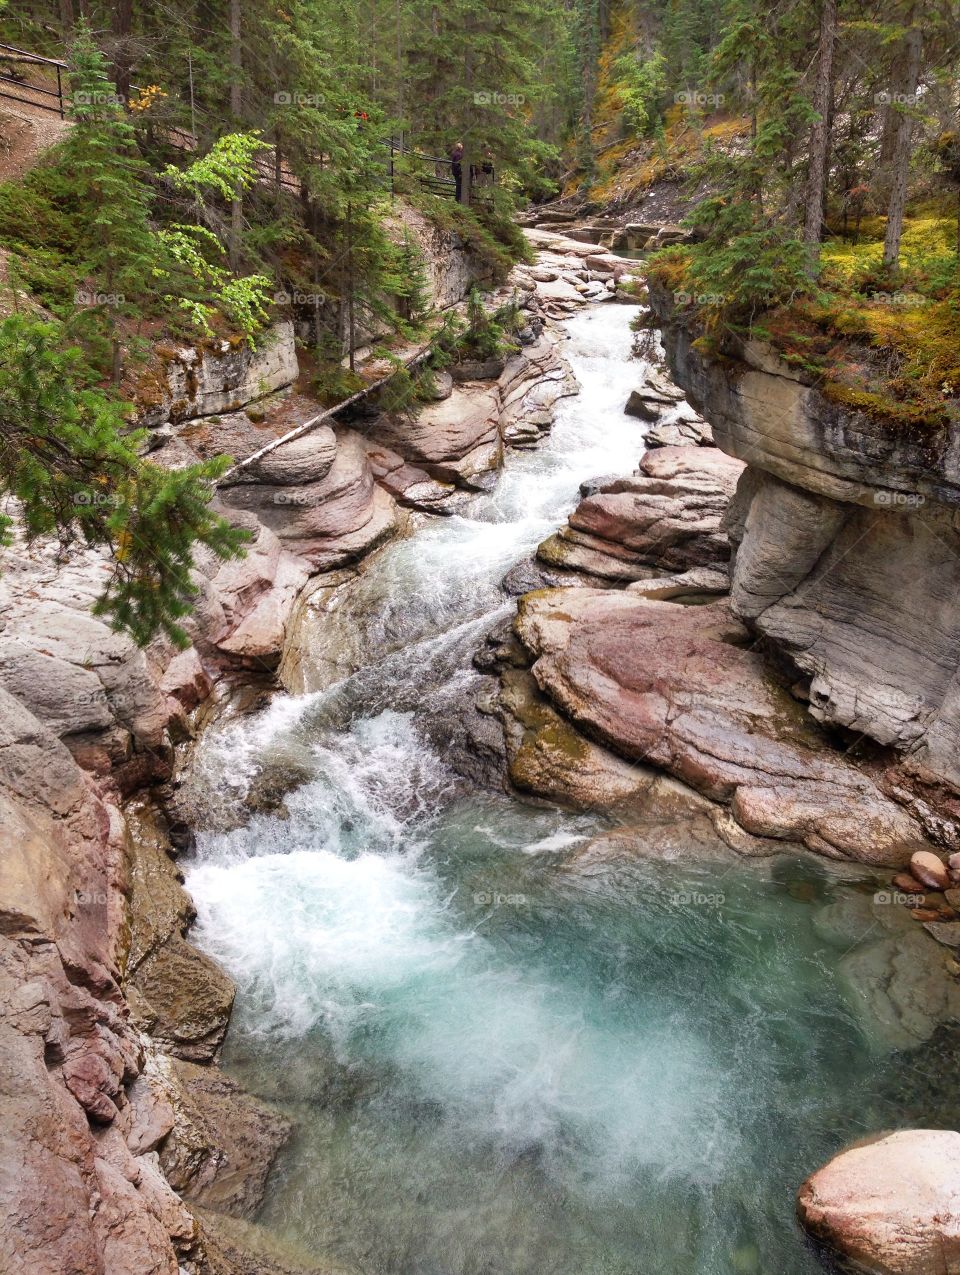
[797,1130,960,1274]
[510,588,925,864]
[537,444,743,582]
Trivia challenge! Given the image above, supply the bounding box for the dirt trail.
[0,99,71,183]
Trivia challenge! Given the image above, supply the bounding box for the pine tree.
[0,316,247,646]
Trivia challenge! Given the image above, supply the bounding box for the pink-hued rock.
[797,1130,960,1274]
[220,430,400,567]
[0,688,197,1273]
[538,446,744,582]
[369,382,503,488]
[911,850,950,891]
[514,589,924,864]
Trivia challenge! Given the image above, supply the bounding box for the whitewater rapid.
[182,301,908,1275]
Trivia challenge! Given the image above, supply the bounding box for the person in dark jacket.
[449,140,464,202]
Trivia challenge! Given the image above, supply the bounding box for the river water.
[183,303,945,1275]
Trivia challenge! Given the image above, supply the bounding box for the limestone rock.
[797,1130,960,1274]
[368,383,502,488]
[496,667,658,809]
[513,589,924,863]
[911,850,950,891]
[538,445,743,583]
[220,430,400,567]
[158,1057,291,1218]
[140,322,299,428]
[624,390,661,421]
[646,415,713,448]
[650,285,960,806]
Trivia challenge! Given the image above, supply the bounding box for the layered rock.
[368,381,503,489]
[510,588,924,864]
[651,284,960,807]
[797,1130,960,1274]
[0,688,199,1274]
[537,445,742,582]
[362,330,577,494]
[512,229,634,317]
[139,322,299,428]
[219,429,401,567]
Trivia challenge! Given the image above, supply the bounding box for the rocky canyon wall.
[0,244,586,1273]
[649,281,960,812]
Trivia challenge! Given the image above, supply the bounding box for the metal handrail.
[0,42,67,68]
[0,40,67,117]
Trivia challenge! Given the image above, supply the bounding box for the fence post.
[56,63,63,118]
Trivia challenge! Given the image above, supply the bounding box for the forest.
[0,0,958,640]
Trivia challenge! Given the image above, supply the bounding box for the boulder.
[911,850,950,891]
[624,391,662,422]
[537,445,743,582]
[797,1130,960,1274]
[513,589,925,863]
[646,415,713,448]
[158,1057,291,1218]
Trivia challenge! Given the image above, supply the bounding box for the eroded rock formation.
[650,281,960,807]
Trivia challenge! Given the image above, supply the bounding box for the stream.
[183,302,947,1275]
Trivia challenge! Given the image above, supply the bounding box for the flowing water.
[184,303,949,1275]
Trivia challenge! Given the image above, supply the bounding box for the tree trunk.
[882,21,922,269]
[462,24,474,207]
[803,0,837,269]
[229,0,242,269]
[110,0,133,99]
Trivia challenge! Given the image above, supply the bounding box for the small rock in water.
[624,390,661,421]
[893,872,925,894]
[950,851,960,880]
[911,907,942,922]
[923,920,960,948]
[910,849,949,890]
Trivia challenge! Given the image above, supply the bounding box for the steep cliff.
[649,280,960,817]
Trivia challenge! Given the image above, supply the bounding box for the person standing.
[449,140,464,202]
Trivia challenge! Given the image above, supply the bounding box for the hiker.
[449,140,464,202]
